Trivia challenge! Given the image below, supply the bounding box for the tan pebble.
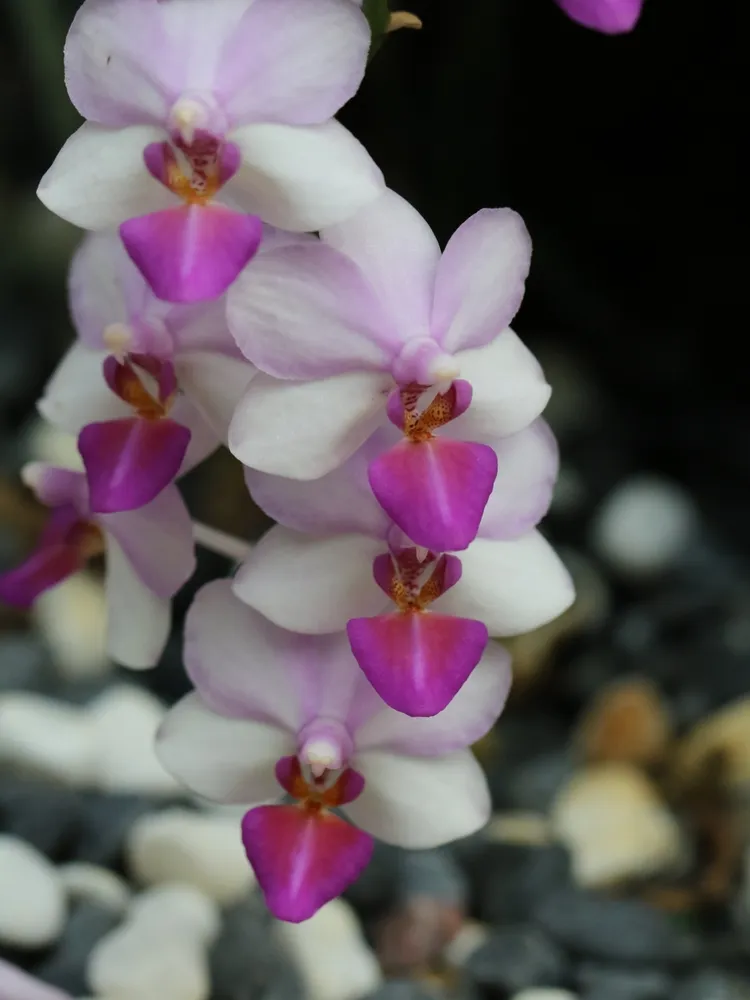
[672,696,750,793]
[576,677,672,766]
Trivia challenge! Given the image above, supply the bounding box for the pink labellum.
[242,804,374,923]
[120,204,263,304]
[275,756,365,806]
[347,611,488,717]
[79,417,191,514]
[368,437,498,553]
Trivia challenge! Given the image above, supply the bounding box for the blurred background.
[1,2,749,999]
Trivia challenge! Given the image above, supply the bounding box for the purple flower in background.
[0,464,195,668]
[157,580,510,921]
[236,420,572,715]
[38,0,384,301]
[553,0,644,33]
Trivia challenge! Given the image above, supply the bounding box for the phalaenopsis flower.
[157,580,511,921]
[0,464,194,669]
[40,231,255,513]
[553,0,644,33]
[235,419,573,716]
[38,0,384,302]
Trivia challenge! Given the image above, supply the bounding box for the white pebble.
[511,991,580,1000]
[0,836,66,948]
[591,476,697,578]
[275,898,382,1000]
[33,572,111,680]
[59,863,131,914]
[127,808,255,905]
[552,764,686,888]
[129,884,221,946]
[88,686,179,796]
[0,693,96,785]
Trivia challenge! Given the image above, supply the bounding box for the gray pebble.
[466,925,569,993]
[475,844,572,925]
[578,963,674,999]
[73,792,158,867]
[0,779,82,860]
[0,635,54,694]
[399,849,468,907]
[675,970,750,1000]
[34,901,119,995]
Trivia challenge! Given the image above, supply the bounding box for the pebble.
[344,841,401,912]
[672,696,750,794]
[74,792,154,868]
[34,901,119,995]
[674,970,750,1000]
[59,863,131,914]
[465,925,569,993]
[551,764,686,888]
[0,693,96,785]
[576,678,672,767]
[577,963,673,999]
[363,983,446,1000]
[473,843,572,925]
[0,836,66,948]
[535,887,696,963]
[127,808,256,905]
[590,476,698,578]
[0,958,71,1000]
[0,778,82,859]
[276,898,382,1000]
[511,993,579,1000]
[88,686,180,795]
[129,884,221,946]
[32,573,111,680]
[0,634,54,694]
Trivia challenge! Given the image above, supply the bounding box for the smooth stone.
[344,841,401,912]
[59,864,131,914]
[511,992,579,1000]
[0,634,54,694]
[87,686,179,796]
[577,963,673,999]
[32,573,111,680]
[74,792,155,868]
[363,983,445,1000]
[465,925,569,993]
[129,884,220,946]
[483,812,553,846]
[399,849,468,906]
[0,694,96,785]
[474,843,572,925]
[276,898,382,1000]
[673,696,750,794]
[0,779,82,859]
[576,678,672,767]
[0,836,66,948]
[590,476,697,578]
[551,764,686,888]
[674,970,750,1000]
[444,922,491,968]
[535,888,696,963]
[0,957,70,1000]
[127,808,255,905]
[35,902,119,995]
[505,751,576,814]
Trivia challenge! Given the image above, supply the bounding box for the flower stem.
[192,521,252,563]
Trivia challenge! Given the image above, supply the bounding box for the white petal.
[105,534,170,669]
[435,532,575,637]
[156,693,293,805]
[448,330,552,440]
[345,750,491,848]
[38,123,177,230]
[225,120,384,231]
[321,189,441,339]
[354,641,512,756]
[232,527,386,634]
[229,370,390,479]
[38,344,128,434]
[169,395,222,474]
[174,352,257,441]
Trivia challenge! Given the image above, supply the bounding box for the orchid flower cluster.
[0,0,609,924]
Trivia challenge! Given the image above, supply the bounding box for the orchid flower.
[553,0,644,33]
[37,0,384,302]
[234,420,572,716]
[0,464,194,669]
[157,580,510,921]
[39,231,256,514]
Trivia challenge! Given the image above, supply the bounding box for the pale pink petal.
[99,484,195,598]
[346,612,489,717]
[120,204,263,304]
[79,417,191,514]
[0,959,71,1000]
[354,640,512,755]
[479,420,559,539]
[554,0,644,33]
[37,123,177,230]
[229,371,391,479]
[169,395,222,475]
[345,750,491,848]
[434,532,575,636]
[232,527,385,634]
[321,189,441,341]
[156,693,293,804]
[225,120,384,231]
[448,331,552,440]
[167,297,240,356]
[244,429,392,538]
[174,351,256,440]
[0,524,82,610]
[368,437,498,553]
[25,464,88,512]
[184,579,304,728]
[227,242,396,378]
[104,532,171,669]
[219,0,370,125]
[242,805,373,923]
[431,209,532,354]
[38,344,129,434]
